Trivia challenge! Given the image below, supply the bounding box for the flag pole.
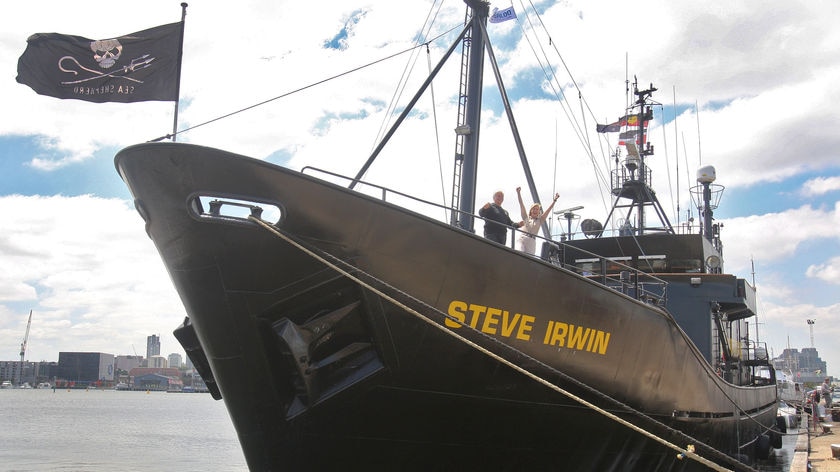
[171,2,188,142]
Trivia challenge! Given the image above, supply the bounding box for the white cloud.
[721,204,840,274]
[806,257,840,285]
[758,301,840,370]
[802,176,840,197]
[0,195,183,361]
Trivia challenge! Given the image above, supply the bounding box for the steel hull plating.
[116,142,776,471]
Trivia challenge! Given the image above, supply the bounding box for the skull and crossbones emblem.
[58,36,156,85]
[90,39,123,69]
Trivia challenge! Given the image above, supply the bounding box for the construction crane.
[18,310,32,386]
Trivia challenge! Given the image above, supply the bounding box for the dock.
[790,409,839,471]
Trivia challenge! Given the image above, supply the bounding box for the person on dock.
[821,377,833,409]
[810,389,824,432]
[514,186,559,254]
[479,190,522,245]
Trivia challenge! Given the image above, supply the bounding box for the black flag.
[16,22,183,103]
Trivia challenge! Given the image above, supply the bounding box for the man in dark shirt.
[478,190,521,244]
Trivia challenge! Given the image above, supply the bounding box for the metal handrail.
[301,165,668,305]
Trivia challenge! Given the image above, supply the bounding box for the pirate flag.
[16,22,182,103]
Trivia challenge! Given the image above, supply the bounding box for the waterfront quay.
[790,409,839,471]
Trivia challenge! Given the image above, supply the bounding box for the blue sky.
[1,0,839,377]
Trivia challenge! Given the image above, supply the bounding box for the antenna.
[554,206,583,241]
[806,319,815,348]
[673,86,680,229]
[695,100,702,165]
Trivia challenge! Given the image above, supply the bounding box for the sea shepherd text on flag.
[16,22,182,103]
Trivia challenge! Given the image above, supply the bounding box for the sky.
[1,0,838,377]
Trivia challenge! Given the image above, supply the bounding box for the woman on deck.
[515,186,559,255]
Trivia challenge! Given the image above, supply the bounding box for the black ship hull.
[116,142,777,471]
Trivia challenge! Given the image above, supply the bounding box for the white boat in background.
[776,369,804,405]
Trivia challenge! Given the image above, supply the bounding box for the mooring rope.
[249,215,763,472]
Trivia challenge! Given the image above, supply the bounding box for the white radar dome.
[697,165,717,184]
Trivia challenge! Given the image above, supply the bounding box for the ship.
[115,1,780,470]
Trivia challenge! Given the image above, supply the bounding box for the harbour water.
[757,422,800,472]
[1,388,247,471]
[1,387,800,471]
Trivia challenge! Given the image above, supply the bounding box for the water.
[1,388,247,471]
[1,388,800,471]
[756,423,799,472]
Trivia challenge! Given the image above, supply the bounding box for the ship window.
[637,255,667,272]
[574,257,640,275]
[671,258,702,273]
[606,257,632,273]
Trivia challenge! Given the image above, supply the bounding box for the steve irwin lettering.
[445,300,611,355]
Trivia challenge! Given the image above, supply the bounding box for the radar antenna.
[554,206,583,241]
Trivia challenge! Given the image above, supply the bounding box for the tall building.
[146,334,161,359]
[168,353,183,369]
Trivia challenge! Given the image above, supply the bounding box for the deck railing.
[301,166,668,306]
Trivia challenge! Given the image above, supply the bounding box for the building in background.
[134,372,184,391]
[115,355,144,372]
[0,360,22,384]
[772,347,830,386]
[168,353,183,369]
[128,366,182,391]
[114,355,144,384]
[146,334,161,360]
[37,361,59,385]
[147,355,169,369]
[57,352,115,387]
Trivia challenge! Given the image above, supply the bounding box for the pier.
[790,408,839,471]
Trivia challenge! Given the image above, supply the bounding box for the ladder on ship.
[449,11,473,228]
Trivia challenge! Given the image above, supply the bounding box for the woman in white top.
[515,186,559,254]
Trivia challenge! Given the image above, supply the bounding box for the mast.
[690,164,725,258]
[699,169,716,241]
[602,79,674,236]
[454,0,546,237]
[634,83,655,232]
[454,0,489,231]
[355,0,541,233]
